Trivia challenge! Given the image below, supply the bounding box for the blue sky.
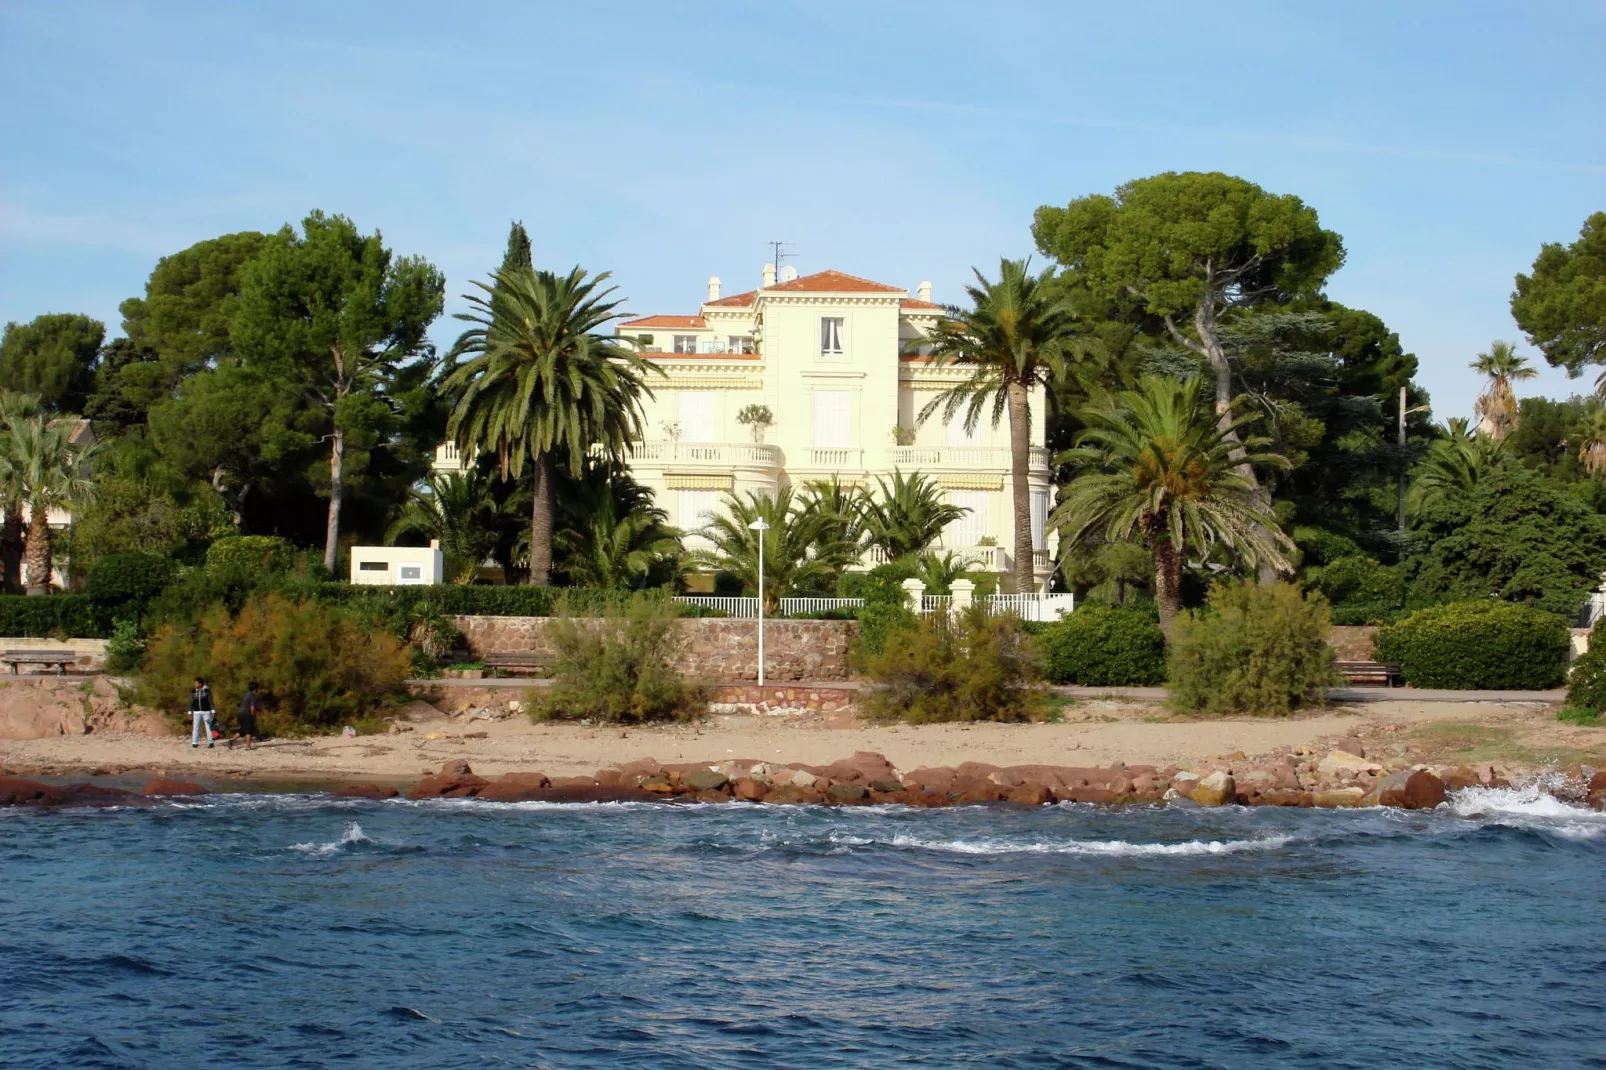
[1,0,1601,420]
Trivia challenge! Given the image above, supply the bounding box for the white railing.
[673,596,758,618]
[630,442,783,466]
[886,445,1053,470]
[985,592,1076,622]
[920,594,953,615]
[888,447,942,466]
[805,447,862,467]
[779,597,864,615]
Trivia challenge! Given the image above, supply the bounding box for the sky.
[0,0,1601,421]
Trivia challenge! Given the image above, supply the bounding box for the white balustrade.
[672,596,758,618]
[630,442,782,466]
[806,447,862,467]
[779,597,865,616]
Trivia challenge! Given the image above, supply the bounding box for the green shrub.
[104,618,147,674]
[205,535,296,576]
[859,605,1041,723]
[535,594,706,724]
[0,594,113,638]
[1373,601,1570,690]
[1305,554,1402,607]
[1564,620,1606,713]
[1330,602,1410,626]
[1168,581,1340,716]
[1556,706,1603,726]
[137,593,412,735]
[84,552,178,625]
[1036,605,1167,686]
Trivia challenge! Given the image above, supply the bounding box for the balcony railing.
[629,441,782,466]
[646,341,756,356]
[802,447,863,468]
[887,446,1052,470]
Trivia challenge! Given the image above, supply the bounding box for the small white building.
[349,542,444,586]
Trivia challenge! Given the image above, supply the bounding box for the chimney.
[917,281,932,302]
[762,263,776,288]
[779,265,798,283]
[707,276,721,302]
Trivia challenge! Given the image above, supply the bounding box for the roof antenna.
[769,240,794,279]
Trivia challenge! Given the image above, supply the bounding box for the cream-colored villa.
[433,265,1055,589]
[618,266,1054,589]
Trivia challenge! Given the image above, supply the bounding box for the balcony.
[887,446,1052,470]
[644,340,757,356]
[801,447,864,468]
[629,441,782,466]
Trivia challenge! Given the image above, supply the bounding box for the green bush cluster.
[859,605,1041,723]
[1168,581,1339,716]
[534,594,706,723]
[1373,601,1570,690]
[85,552,179,619]
[844,565,919,663]
[137,593,412,735]
[1565,621,1606,714]
[205,535,296,575]
[1035,605,1167,686]
[0,594,113,638]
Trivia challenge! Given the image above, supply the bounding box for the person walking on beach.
[231,682,261,750]
[189,677,215,749]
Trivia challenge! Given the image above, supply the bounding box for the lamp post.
[748,518,769,687]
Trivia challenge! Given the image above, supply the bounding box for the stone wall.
[1327,626,1377,661]
[453,616,858,682]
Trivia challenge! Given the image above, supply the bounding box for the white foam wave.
[288,821,372,856]
[1449,786,1606,841]
[882,833,1295,857]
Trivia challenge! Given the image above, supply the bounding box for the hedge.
[1372,601,1570,690]
[0,595,115,638]
[1565,620,1606,713]
[1035,605,1167,686]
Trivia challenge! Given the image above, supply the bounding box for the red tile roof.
[764,269,904,294]
[704,289,757,308]
[900,298,943,310]
[620,315,707,329]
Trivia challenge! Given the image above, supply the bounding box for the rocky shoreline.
[5,743,1605,812]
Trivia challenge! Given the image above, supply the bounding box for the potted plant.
[737,404,774,444]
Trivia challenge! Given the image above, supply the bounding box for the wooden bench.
[1336,661,1401,687]
[3,650,74,676]
[482,652,556,677]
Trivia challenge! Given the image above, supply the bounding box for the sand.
[4,697,1597,786]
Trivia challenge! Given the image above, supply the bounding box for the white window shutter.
[679,392,717,442]
[813,390,850,447]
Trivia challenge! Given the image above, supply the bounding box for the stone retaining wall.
[1327,626,1377,661]
[453,616,858,682]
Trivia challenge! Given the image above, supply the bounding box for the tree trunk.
[324,426,345,575]
[1007,379,1036,594]
[212,466,250,528]
[2,503,24,594]
[23,507,51,596]
[527,453,554,586]
[1151,537,1182,629]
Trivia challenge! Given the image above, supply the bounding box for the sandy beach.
[4,695,1601,785]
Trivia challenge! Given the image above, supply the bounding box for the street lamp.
[748,518,770,687]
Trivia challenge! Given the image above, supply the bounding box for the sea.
[1,786,1603,1069]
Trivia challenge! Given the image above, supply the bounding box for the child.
[189,678,215,748]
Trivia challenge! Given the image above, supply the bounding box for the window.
[358,561,388,571]
[946,413,981,448]
[1031,489,1049,550]
[397,564,424,585]
[677,490,719,531]
[679,392,717,442]
[812,390,851,447]
[820,317,844,355]
[729,335,753,354]
[945,490,989,547]
[673,334,698,354]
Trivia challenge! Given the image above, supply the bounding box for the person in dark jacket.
[189,678,215,748]
[231,682,261,750]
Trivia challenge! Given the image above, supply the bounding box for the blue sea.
[2,787,1604,1069]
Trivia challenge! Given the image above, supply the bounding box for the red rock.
[693,788,726,803]
[616,757,664,779]
[594,769,624,788]
[1587,770,1606,797]
[0,776,65,805]
[548,776,599,790]
[733,777,767,801]
[638,775,674,793]
[1056,786,1118,805]
[475,772,552,802]
[332,784,399,800]
[439,759,473,776]
[901,767,956,793]
[1258,789,1313,807]
[826,783,868,803]
[1401,770,1447,810]
[1006,784,1053,806]
[407,774,487,800]
[142,777,209,797]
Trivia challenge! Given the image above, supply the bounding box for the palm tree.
[798,477,865,559]
[859,469,968,562]
[1051,375,1292,626]
[0,392,41,593]
[1407,418,1501,514]
[554,496,683,590]
[1577,409,1606,477]
[918,258,1104,592]
[692,487,858,611]
[1,414,101,595]
[1470,341,1537,441]
[910,549,972,596]
[386,469,514,584]
[444,266,661,585]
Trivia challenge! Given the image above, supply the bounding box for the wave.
[1448,786,1606,841]
[881,833,1296,857]
[287,821,373,856]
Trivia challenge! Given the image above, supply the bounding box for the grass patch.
[1402,719,1606,768]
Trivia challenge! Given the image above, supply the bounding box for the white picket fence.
[779,597,864,615]
[672,596,867,618]
[985,593,1077,622]
[675,592,1077,621]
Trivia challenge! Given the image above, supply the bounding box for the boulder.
[826,783,868,803]
[1377,770,1447,810]
[1056,786,1118,805]
[787,769,818,790]
[1189,770,1235,807]
[142,777,210,797]
[1006,784,1053,806]
[475,772,552,802]
[1441,766,1481,792]
[901,767,956,793]
[439,759,473,776]
[407,773,487,800]
[0,776,65,806]
[1258,788,1313,807]
[638,775,674,794]
[332,784,399,800]
[548,776,599,790]
[1312,787,1366,808]
[684,770,730,792]
[733,777,768,801]
[1317,751,1380,779]
[870,778,903,794]
[693,788,727,803]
